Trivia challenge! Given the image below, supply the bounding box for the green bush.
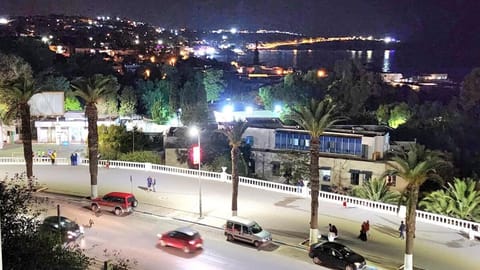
[117,151,162,164]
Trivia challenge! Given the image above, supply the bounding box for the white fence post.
[221,167,228,182]
[145,163,152,171]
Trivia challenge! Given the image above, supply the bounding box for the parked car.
[91,192,138,216]
[309,241,366,270]
[157,227,203,253]
[40,216,84,242]
[224,216,272,247]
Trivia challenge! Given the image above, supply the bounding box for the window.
[319,167,331,182]
[233,224,242,233]
[363,171,372,182]
[305,139,310,147]
[350,170,360,185]
[272,162,281,176]
[386,175,397,187]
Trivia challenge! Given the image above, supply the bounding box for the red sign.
[192,146,200,165]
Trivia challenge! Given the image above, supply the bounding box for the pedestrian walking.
[73,152,78,165]
[152,178,157,192]
[50,150,57,165]
[147,176,152,191]
[70,153,75,166]
[328,223,338,241]
[399,221,406,239]
[364,220,370,236]
[89,218,94,228]
[358,222,367,241]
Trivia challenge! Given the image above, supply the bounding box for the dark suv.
[309,241,366,270]
[40,216,84,242]
[91,192,138,216]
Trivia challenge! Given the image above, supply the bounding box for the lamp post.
[190,126,203,218]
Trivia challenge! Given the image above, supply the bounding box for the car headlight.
[79,226,85,234]
[354,262,364,269]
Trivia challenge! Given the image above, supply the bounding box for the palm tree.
[71,74,119,199]
[217,120,248,216]
[352,178,400,204]
[0,76,42,181]
[285,98,344,245]
[420,178,480,222]
[385,143,447,270]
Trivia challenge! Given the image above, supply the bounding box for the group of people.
[147,176,157,192]
[358,220,370,241]
[70,152,80,166]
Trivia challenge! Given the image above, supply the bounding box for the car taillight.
[188,240,195,245]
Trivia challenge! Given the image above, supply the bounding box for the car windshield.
[251,222,262,234]
[338,246,354,257]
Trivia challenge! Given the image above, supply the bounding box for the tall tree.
[285,98,344,245]
[0,75,42,180]
[202,69,225,103]
[217,120,249,216]
[118,86,137,117]
[384,143,448,270]
[71,74,119,198]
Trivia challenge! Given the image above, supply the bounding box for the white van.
[224,216,272,247]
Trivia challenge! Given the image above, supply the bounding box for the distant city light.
[230,28,237,34]
[41,36,49,43]
[317,69,327,78]
[134,39,140,44]
[384,37,393,43]
[0,18,9,24]
[88,37,93,41]
[222,35,228,40]
[157,39,163,45]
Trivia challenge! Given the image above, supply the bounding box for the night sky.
[0,0,479,45]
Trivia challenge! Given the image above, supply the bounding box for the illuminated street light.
[189,126,203,218]
[317,69,327,78]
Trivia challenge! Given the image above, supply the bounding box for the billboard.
[28,91,65,117]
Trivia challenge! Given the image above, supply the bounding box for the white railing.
[1,156,479,238]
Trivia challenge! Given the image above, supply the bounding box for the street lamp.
[190,126,203,218]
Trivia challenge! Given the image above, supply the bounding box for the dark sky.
[1,0,479,44]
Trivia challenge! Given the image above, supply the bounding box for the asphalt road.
[38,194,328,270]
[1,163,479,270]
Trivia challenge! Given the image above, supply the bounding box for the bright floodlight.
[274,104,282,113]
[230,28,237,34]
[223,104,234,114]
[190,126,199,137]
[384,37,392,43]
[0,18,8,25]
[245,106,253,114]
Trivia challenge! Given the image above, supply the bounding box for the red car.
[157,227,203,253]
[91,192,138,216]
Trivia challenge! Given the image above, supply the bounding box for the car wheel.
[254,241,261,248]
[159,240,166,247]
[345,265,354,270]
[91,204,99,212]
[183,246,190,253]
[227,234,234,241]
[114,208,122,216]
[313,256,322,265]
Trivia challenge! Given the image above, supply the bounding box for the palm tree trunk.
[309,137,320,244]
[86,104,99,199]
[404,185,419,270]
[231,146,239,216]
[20,104,33,181]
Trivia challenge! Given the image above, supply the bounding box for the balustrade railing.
[1,156,479,237]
